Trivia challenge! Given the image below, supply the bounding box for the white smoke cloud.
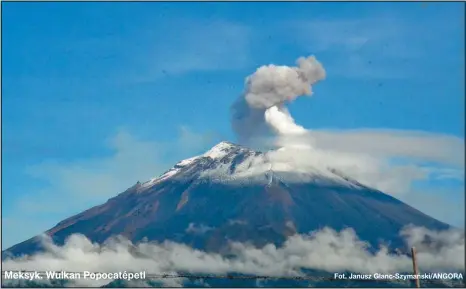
[231,55,326,143]
[198,143,435,196]
[243,56,325,110]
[265,146,427,195]
[228,55,463,202]
[264,106,308,136]
[2,227,464,287]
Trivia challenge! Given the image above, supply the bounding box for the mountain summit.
[4,141,449,257]
[138,141,371,191]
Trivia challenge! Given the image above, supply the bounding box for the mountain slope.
[3,142,449,258]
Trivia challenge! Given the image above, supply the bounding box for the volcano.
[3,141,450,259]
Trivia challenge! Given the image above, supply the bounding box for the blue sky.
[2,2,464,248]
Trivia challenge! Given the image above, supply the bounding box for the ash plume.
[231,55,326,145]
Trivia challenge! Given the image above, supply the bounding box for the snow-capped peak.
[138,142,242,192]
[203,141,238,159]
[137,141,365,193]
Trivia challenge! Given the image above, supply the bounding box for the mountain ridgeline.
[4,141,449,258]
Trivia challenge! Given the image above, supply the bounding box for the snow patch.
[198,148,364,188]
[138,156,201,191]
[203,141,236,160]
[158,169,179,181]
[139,169,179,190]
[176,156,201,167]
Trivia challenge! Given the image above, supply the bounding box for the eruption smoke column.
[231,55,326,146]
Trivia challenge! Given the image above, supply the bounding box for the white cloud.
[401,225,465,271]
[287,129,464,226]
[309,129,464,168]
[2,226,463,287]
[2,127,217,248]
[26,126,216,201]
[205,128,463,203]
[24,129,166,200]
[261,129,464,195]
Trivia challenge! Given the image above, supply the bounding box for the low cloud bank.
[2,226,464,287]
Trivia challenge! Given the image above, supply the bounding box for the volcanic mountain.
[4,141,450,258]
